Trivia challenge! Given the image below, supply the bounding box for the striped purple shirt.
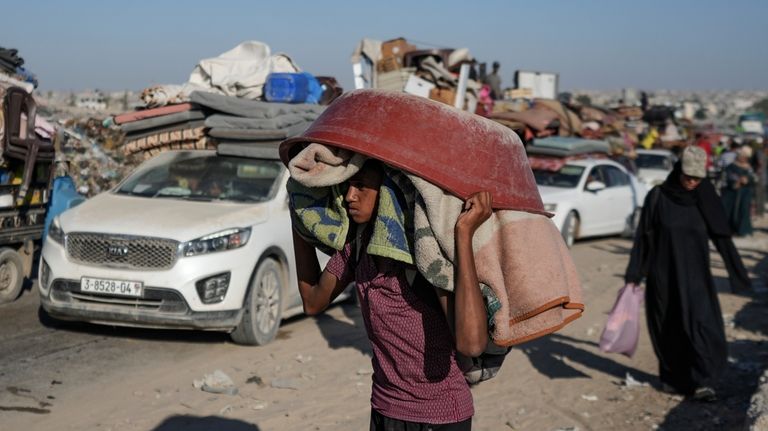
[326,239,474,424]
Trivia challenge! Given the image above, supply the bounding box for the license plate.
[80,277,144,297]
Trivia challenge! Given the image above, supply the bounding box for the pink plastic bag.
[599,283,644,357]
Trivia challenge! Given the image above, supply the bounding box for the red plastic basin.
[280,89,545,213]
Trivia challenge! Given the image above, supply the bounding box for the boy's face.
[345,164,383,224]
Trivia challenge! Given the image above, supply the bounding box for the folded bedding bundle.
[120,110,206,134]
[280,90,583,347]
[190,91,323,119]
[207,120,314,142]
[204,113,314,130]
[123,120,206,142]
[114,103,198,125]
[286,143,583,346]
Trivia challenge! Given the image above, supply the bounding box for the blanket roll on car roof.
[280,89,545,213]
[114,103,198,125]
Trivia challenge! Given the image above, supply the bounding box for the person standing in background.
[721,145,758,236]
[485,62,503,100]
[625,146,751,401]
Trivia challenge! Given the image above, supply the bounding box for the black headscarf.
[660,161,731,237]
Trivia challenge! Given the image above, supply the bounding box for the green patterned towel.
[288,174,414,264]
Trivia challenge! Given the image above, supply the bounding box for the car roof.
[562,158,624,169]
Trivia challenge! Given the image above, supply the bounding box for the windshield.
[115,152,284,203]
[533,165,585,188]
[636,154,672,170]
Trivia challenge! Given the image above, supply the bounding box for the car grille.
[66,233,179,270]
[51,280,188,313]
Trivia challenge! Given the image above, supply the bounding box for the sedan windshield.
[115,152,283,203]
[636,154,672,170]
[533,165,585,188]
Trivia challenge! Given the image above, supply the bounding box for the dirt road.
[2,228,767,431]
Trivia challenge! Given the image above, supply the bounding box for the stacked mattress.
[116,91,323,159]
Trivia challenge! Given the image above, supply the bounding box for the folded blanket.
[119,110,205,134]
[404,174,583,345]
[208,128,289,141]
[204,113,316,130]
[287,143,583,346]
[190,91,323,119]
[124,120,206,141]
[207,121,314,141]
[114,103,197,125]
[214,141,282,160]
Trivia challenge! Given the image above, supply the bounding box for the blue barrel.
[265,72,322,104]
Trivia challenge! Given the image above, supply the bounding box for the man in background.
[485,61,503,100]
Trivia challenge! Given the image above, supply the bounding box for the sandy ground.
[2,221,768,431]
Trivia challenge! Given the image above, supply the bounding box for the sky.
[2,0,767,93]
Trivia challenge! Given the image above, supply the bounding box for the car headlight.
[48,216,65,245]
[544,203,558,212]
[182,228,251,257]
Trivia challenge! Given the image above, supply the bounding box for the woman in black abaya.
[625,146,751,401]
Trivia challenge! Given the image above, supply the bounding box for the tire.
[562,211,579,248]
[0,248,24,304]
[231,258,283,346]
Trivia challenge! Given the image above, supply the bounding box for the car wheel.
[230,258,283,346]
[0,249,24,304]
[562,211,579,248]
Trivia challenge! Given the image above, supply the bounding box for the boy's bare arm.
[433,192,493,358]
[292,229,349,315]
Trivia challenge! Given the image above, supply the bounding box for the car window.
[636,154,672,170]
[585,166,606,188]
[603,165,630,187]
[533,165,585,188]
[115,152,284,203]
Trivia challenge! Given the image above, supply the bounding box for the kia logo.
[107,244,129,257]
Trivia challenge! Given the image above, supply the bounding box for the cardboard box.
[403,75,435,98]
[376,56,400,73]
[381,38,417,60]
[429,87,456,106]
[376,68,415,92]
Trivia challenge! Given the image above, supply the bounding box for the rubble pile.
[57,117,135,196]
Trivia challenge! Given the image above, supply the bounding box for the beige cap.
[739,145,753,159]
[681,146,707,178]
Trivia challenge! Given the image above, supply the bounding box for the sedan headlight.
[182,228,251,257]
[48,216,65,245]
[544,203,558,212]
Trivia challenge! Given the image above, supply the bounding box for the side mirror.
[586,181,607,192]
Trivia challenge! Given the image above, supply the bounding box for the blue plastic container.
[264,72,322,104]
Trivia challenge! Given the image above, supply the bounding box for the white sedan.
[635,149,676,188]
[40,149,337,346]
[533,158,648,247]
